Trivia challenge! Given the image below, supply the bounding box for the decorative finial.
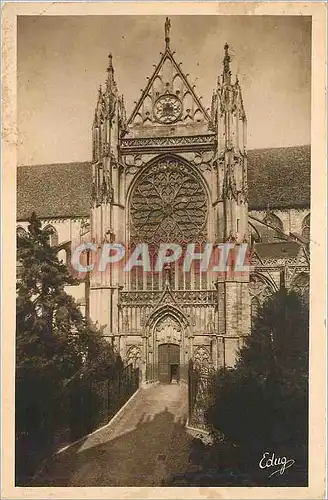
[107,53,113,73]
[165,17,171,48]
[97,85,102,102]
[223,42,231,84]
[106,53,116,94]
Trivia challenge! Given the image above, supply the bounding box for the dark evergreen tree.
[16,212,117,483]
[206,288,309,485]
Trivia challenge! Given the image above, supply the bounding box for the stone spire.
[223,42,231,85]
[106,53,117,94]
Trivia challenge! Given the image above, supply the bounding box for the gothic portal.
[89,19,250,382]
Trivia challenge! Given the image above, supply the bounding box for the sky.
[17,15,311,166]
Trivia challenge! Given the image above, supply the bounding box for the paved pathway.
[38,383,193,486]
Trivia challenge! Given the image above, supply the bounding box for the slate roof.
[254,241,301,261]
[247,145,310,210]
[17,162,93,220]
[17,145,310,220]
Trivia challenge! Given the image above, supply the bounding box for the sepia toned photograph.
[1,4,326,498]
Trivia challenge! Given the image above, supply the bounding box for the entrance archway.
[158,343,180,383]
[145,309,189,383]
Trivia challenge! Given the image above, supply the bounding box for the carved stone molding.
[123,153,156,175]
[120,134,215,153]
[155,316,182,344]
[119,290,217,307]
[179,150,214,172]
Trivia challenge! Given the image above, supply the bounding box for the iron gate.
[188,359,215,431]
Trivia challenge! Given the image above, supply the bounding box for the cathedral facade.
[17,20,310,384]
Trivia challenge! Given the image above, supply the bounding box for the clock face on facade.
[153,94,183,124]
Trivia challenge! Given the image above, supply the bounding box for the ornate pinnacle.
[96,85,103,112]
[165,17,171,49]
[107,53,114,73]
[223,42,231,84]
[106,53,117,94]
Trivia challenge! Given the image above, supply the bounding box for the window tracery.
[193,346,211,368]
[126,346,142,368]
[301,214,310,241]
[130,156,207,246]
[155,316,182,344]
[290,272,309,300]
[249,274,275,323]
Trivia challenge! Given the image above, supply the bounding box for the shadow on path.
[36,384,192,486]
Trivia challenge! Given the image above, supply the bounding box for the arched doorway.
[158,343,180,384]
[145,310,188,383]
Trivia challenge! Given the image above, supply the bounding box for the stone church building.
[17,20,310,383]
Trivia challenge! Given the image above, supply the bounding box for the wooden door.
[158,343,180,383]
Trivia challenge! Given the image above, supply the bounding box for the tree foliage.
[16,213,118,483]
[206,288,309,485]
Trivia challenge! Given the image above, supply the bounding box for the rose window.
[130,157,207,245]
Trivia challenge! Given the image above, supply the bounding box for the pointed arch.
[249,272,277,322]
[263,212,284,232]
[57,248,67,264]
[44,224,58,247]
[127,152,211,205]
[160,56,173,86]
[153,75,163,96]
[249,272,278,305]
[248,221,261,243]
[250,271,278,294]
[172,73,183,94]
[290,271,309,299]
[251,296,261,326]
[193,109,204,122]
[126,345,142,368]
[146,303,189,332]
[193,345,211,369]
[127,154,210,255]
[301,213,310,240]
[16,226,27,238]
[127,48,210,125]
[142,95,152,117]
[182,90,193,113]
[133,113,143,125]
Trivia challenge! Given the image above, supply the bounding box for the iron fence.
[16,363,139,485]
[64,363,139,443]
[188,360,215,431]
